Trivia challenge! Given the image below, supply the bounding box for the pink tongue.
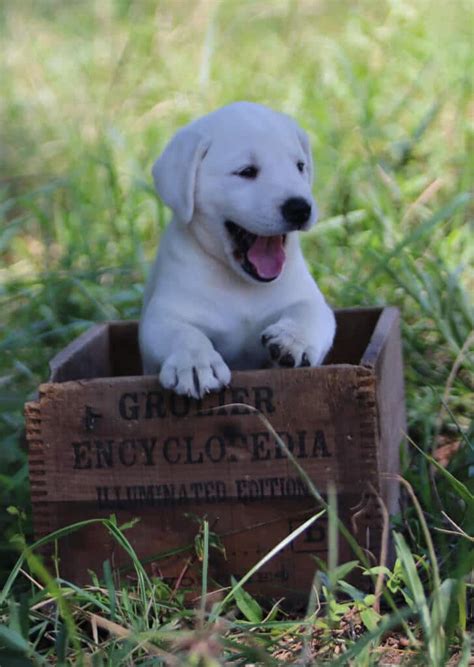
[247,235,285,280]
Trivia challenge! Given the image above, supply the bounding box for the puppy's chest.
[210,315,267,371]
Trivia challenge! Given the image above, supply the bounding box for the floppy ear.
[296,126,314,185]
[152,128,211,224]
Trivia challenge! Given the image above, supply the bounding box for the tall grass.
[1,0,472,663]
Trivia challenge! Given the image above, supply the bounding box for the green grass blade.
[103,560,117,621]
[409,437,474,509]
[1,518,113,605]
[0,624,32,654]
[200,519,209,620]
[393,532,432,640]
[366,192,471,282]
[230,576,263,623]
[211,510,326,621]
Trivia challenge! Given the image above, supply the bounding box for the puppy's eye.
[235,165,259,179]
[297,161,305,173]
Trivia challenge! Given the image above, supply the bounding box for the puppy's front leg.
[261,300,336,368]
[140,319,231,399]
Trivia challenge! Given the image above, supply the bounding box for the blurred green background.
[0,0,472,579]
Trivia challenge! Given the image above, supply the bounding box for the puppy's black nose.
[281,197,312,229]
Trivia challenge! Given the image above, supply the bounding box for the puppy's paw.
[159,349,231,399]
[261,318,324,368]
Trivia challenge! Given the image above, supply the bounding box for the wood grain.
[25,307,406,599]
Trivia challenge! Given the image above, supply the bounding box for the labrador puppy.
[139,102,336,398]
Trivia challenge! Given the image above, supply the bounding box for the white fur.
[140,102,336,398]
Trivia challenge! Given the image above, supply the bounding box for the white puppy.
[139,102,336,398]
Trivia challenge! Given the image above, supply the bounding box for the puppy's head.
[152,102,317,283]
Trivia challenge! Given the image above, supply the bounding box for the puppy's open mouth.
[225,221,287,282]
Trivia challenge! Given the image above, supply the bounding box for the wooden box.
[25,307,405,599]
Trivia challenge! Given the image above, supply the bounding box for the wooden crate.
[25,307,405,599]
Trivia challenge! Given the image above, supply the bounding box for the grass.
[0,0,473,663]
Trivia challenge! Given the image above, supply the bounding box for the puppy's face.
[153,102,317,283]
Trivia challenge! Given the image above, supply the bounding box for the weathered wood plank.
[25,307,405,598]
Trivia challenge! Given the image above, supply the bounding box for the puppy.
[139,102,336,398]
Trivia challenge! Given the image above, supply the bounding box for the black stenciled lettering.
[84,406,102,431]
[296,431,308,458]
[230,387,250,414]
[190,482,204,500]
[119,393,139,420]
[215,388,228,415]
[137,485,155,505]
[247,479,262,500]
[266,477,279,497]
[304,523,326,543]
[96,486,110,508]
[250,432,271,461]
[196,389,229,416]
[98,481,229,510]
[139,438,157,466]
[158,483,175,502]
[163,575,194,588]
[119,440,137,466]
[95,440,113,469]
[195,391,221,417]
[249,565,288,583]
[145,392,166,419]
[215,480,227,501]
[95,486,123,509]
[195,396,208,417]
[236,478,263,501]
[184,437,204,465]
[294,477,309,496]
[235,479,247,500]
[312,430,331,458]
[235,476,310,501]
[245,479,256,499]
[254,386,275,413]
[284,477,296,495]
[274,431,293,460]
[203,481,215,501]
[72,441,92,469]
[163,437,181,464]
[205,435,226,463]
[225,430,247,462]
[169,393,190,418]
[276,565,289,581]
